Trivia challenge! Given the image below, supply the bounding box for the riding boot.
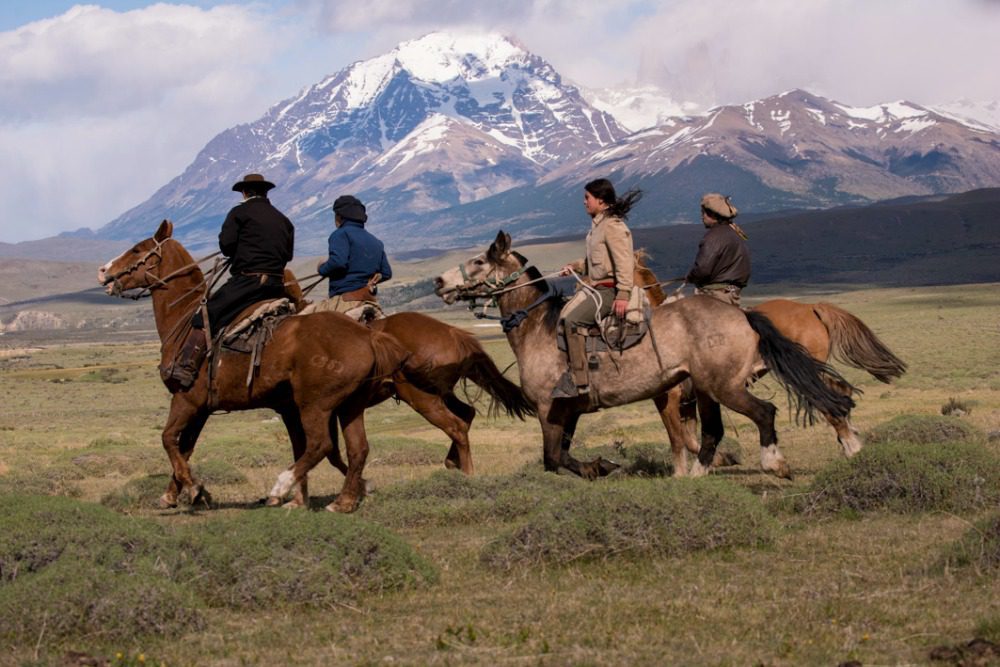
[550,327,589,398]
[165,328,207,391]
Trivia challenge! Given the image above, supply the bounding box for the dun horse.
[98,221,407,512]
[434,231,855,479]
[634,256,906,471]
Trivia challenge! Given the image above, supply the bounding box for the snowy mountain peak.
[392,31,529,83]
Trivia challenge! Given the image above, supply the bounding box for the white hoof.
[760,444,792,479]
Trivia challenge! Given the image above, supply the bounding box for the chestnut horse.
[98,221,408,512]
[634,257,906,469]
[434,231,856,479]
[282,276,536,476]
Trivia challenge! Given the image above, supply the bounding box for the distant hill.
[626,188,1000,286]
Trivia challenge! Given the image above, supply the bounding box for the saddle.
[556,285,652,355]
[207,298,296,400]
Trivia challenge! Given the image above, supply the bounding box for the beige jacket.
[569,212,635,300]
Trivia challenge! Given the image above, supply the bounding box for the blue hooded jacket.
[318,220,392,297]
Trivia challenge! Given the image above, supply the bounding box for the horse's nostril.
[433,277,443,288]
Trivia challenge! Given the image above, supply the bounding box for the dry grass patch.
[100,474,170,512]
[482,478,777,568]
[939,513,1000,575]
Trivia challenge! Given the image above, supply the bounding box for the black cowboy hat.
[332,195,367,223]
[232,173,276,193]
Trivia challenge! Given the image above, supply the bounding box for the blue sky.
[1,1,999,243]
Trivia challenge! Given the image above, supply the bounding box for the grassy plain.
[1,283,999,666]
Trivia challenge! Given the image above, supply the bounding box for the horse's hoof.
[265,496,283,507]
[689,461,710,477]
[325,496,359,513]
[158,494,178,509]
[596,458,620,476]
[283,499,305,509]
[712,451,741,467]
[192,486,213,508]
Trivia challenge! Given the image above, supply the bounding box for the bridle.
[104,237,223,301]
[449,254,559,332]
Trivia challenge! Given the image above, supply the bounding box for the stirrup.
[550,372,588,398]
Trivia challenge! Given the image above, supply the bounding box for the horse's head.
[433,231,526,304]
[97,220,173,296]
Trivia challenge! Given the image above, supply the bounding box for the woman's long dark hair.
[585,178,643,219]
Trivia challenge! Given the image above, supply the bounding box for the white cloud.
[0,3,292,241]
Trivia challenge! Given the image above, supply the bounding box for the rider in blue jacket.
[316,195,392,308]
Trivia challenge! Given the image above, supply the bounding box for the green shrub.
[0,558,204,644]
[482,478,777,568]
[360,468,579,527]
[796,441,1000,515]
[864,414,980,446]
[0,494,203,645]
[173,510,438,608]
[939,513,1000,574]
[0,494,167,584]
[101,474,171,513]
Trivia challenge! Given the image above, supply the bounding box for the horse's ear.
[487,230,511,262]
[154,220,173,241]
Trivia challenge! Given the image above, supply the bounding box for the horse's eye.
[132,247,141,254]
[473,258,485,266]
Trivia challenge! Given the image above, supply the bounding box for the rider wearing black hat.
[164,173,294,391]
[314,194,392,312]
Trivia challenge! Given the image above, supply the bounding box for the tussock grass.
[57,436,160,478]
[864,414,981,446]
[939,514,1000,574]
[796,441,1000,515]
[173,510,438,608]
[481,478,777,568]
[359,468,579,527]
[100,474,170,512]
[200,436,283,468]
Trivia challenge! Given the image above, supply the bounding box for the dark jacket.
[318,221,393,297]
[687,223,751,288]
[219,197,294,276]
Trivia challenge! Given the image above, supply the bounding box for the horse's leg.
[690,393,724,477]
[541,402,616,480]
[160,395,210,508]
[269,405,311,508]
[653,385,697,477]
[442,393,476,474]
[822,378,863,457]
[267,404,336,507]
[327,399,369,513]
[718,386,790,479]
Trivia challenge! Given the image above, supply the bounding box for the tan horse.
[434,231,856,479]
[633,256,906,470]
[98,221,408,512]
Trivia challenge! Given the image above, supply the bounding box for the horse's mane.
[521,263,562,333]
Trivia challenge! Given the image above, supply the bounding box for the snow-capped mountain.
[99,31,627,249]
[403,89,1000,245]
[581,84,702,132]
[930,99,1000,132]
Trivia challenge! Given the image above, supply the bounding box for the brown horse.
[98,221,408,512]
[633,256,906,469]
[434,231,856,479]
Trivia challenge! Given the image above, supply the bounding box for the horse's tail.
[812,303,907,383]
[453,330,536,420]
[746,310,857,424]
[368,329,409,381]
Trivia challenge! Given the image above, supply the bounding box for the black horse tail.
[454,332,536,420]
[746,311,857,424]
